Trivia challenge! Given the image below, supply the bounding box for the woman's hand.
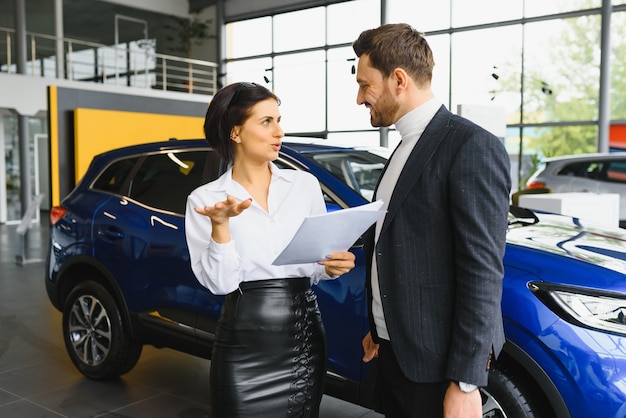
[319,251,355,276]
[195,196,252,243]
[194,196,252,224]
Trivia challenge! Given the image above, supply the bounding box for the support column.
[17,114,31,218]
[598,0,612,152]
[14,0,31,218]
[55,0,65,79]
[14,0,26,74]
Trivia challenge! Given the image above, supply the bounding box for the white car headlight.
[542,286,626,335]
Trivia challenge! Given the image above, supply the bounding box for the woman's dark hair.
[353,23,434,87]
[203,82,280,164]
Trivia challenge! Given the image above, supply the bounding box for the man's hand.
[443,382,482,418]
[362,331,379,363]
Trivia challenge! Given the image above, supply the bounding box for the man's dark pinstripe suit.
[364,104,511,387]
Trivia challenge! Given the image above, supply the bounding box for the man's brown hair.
[353,23,435,87]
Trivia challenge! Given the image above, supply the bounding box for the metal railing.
[0,26,218,96]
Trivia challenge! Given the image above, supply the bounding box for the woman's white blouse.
[185,163,334,295]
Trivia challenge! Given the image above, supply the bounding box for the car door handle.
[97,226,125,240]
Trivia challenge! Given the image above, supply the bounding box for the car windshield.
[305,150,387,201]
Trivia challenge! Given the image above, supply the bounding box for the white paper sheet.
[272,200,386,265]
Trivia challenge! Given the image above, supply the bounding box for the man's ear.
[391,67,409,92]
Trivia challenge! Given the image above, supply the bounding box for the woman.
[185,81,355,418]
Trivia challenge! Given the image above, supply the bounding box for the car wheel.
[481,364,545,418]
[62,280,142,380]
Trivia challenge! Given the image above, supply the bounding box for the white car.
[526,152,626,226]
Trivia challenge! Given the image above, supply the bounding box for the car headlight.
[530,282,626,336]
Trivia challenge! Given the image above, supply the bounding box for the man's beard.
[369,88,398,127]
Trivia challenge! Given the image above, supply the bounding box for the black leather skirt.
[209,278,327,418]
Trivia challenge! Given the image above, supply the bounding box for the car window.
[92,157,140,194]
[274,158,343,210]
[306,151,386,201]
[558,161,605,180]
[128,150,220,214]
[558,159,626,184]
[558,161,587,177]
[606,161,626,182]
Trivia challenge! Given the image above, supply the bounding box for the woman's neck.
[231,161,272,212]
[232,160,271,184]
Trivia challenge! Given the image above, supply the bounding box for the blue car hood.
[506,212,626,278]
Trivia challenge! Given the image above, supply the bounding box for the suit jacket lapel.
[379,105,452,237]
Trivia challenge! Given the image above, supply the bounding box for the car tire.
[62,280,142,380]
[481,364,545,418]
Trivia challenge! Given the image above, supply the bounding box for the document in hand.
[272,200,386,265]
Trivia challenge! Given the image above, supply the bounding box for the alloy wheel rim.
[68,295,112,366]
[481,388,507,418]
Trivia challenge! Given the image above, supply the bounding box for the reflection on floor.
[0,218,382,417]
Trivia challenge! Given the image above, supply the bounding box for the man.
[353,23,511,418]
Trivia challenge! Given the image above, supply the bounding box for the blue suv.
[46,138,626,418]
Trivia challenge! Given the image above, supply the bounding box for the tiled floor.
[0,218,383,417]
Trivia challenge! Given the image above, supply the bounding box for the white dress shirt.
[371,97,442,340]
[185,162,333,295]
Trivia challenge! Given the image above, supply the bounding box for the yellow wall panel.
[74,108,204,182]
[48,86,60,207]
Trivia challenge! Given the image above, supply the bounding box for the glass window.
[328,47,373,132]
[523,17,600,124]
[527,125,598,159]
[273,7,325,52]
[92,157,140,195]
[387,0,449,32]
[450,26,522,118]
[452,0,522,27]
[225,57,273,86]
[128,150,216,214]
[220,0,618,162]
[524,0,601,18]
[427,34,451,109]
[327,0,380,45]
[226,17,272,58]
[273,51,326,134]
